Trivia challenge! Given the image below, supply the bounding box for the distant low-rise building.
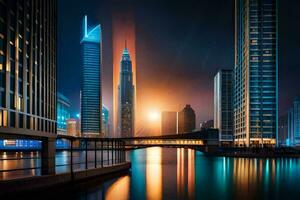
[67,119,78,137]
[287,97,300,146]
[200,120,214,130]
[102,105,110,137]
[161,111,177,135]
[57,92,72,135]
[178,105,196,134]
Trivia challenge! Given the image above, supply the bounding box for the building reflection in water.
[232,158,281,199]
[105,176,130,200]
[187,149,195,199]
[177,148,195,199]
[146,147,162,200]
[177,148,184,198]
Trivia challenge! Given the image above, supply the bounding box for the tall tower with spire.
[118,42,135,137]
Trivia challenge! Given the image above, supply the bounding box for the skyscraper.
[0,0,57,137]
[161,111,177,135]
[118,44,134,138]
[214,69,233,144]
[80,15,102,137]
[178,105,196,134]
[234,0,278,147]
[0,0,57,174]
[112,6,136,138]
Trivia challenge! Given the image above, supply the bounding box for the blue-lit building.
[0,139,41,150]
[286,97,300,146]
[80,15,102,137]
[102,105,109,137]
[57,92,71,135]
[234,0,278,147]
[118,45,134,138]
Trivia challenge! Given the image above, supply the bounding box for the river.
[76,147,300,199]
[2,147,300,199]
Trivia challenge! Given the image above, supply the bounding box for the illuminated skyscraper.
[118,45,134,138]
[214,69,233,144]
[112,5,136,138]
[234,0,278,147]
[0,0,57,137]
[80,15,102,137]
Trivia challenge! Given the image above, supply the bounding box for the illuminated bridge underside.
[122,129,219,147]
[125,139,205,147]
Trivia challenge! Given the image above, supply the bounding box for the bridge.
[121,129,219,151]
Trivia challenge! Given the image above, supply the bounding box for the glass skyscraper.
[80,15,102,137]
[80,16,102,137]
[214,69,233,144]
[118,45,134,138]
[234,0,278,147]
[0,0,57,137]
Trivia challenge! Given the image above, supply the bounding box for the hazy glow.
[148,110,160,122]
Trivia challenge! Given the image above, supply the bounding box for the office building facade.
[118,45,134,138]
[161,111,177,135]
[80,15,102,137]
[0,0,57,137]
[234,0,278,146]
[178,104,196,134]
[57,92,71,135]
[214,69,233,143]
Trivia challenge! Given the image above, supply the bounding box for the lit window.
[17,96,22,110]
[3,110,7,126]
[0,110,2,126]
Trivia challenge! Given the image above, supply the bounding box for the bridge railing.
[0,137,126,181]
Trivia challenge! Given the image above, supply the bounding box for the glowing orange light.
[148,110,160,122]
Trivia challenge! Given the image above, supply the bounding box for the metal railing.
[0,138,126,180]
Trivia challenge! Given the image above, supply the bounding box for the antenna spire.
[125,40,127,49]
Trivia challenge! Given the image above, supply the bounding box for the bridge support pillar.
[41,138,56,175]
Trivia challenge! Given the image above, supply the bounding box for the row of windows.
[0,109,56,133]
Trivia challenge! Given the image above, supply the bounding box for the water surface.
[76,147,300,200]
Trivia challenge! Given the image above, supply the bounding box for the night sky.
[58,0,300,133]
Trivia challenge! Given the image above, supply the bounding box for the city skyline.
[58,0,300,136]
[2,1,300,199]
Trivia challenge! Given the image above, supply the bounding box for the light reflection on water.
[96,147,300,200]
[2,147,300,199]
